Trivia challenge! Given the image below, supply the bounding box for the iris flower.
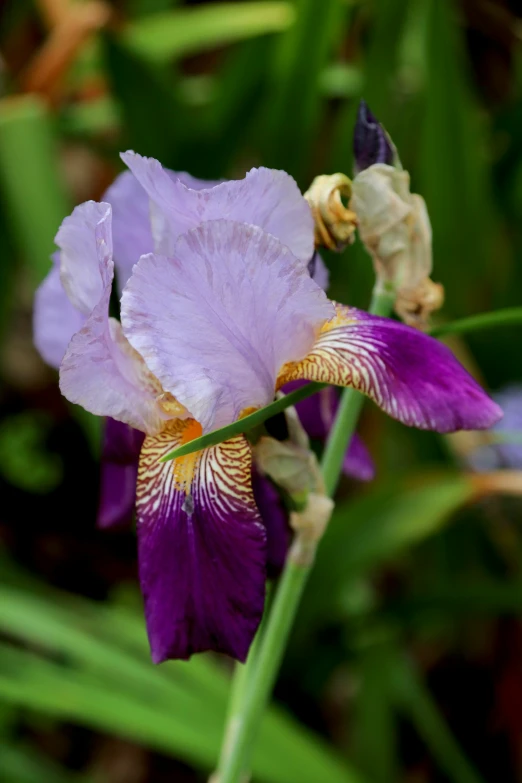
[34,152,501,663]
[466,385,522,472]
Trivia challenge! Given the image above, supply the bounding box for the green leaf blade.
[123,3,296,63]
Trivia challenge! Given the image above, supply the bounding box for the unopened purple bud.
[353,100,394,173]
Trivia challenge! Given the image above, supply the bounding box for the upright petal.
[137,420,266,662]
[103,171,154,291]
[308,251,329,290]
[121,220,333,432]
[121,151,314,263]
[277,305,503,433]
[97,419,144,529]
[175,171,223,190]
[58,202,163,434]
[56,201,112,314]
[33,257,85,369]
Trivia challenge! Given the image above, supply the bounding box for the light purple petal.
[121,220,333,432]
[308,251,329,290]
[252,470,289,576]
[33,258,86,369]
[278,304,503,433]
[137,421,266,662]
[488,385,522,467]
[58,202,163,434]
[97,418,144,529]
[103,171,154,292]
[56,201,112,314]
[121,151,314,263]
[174,171,223,190]
[466,384,519,471]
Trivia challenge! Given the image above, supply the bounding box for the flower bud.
[353,100,395,174]
[349,101,444,328]
[254,436,321,504]
[289,493,335,566]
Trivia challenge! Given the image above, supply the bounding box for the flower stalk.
[215,284,396,783]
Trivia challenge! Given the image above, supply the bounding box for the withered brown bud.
[304,173,357,252]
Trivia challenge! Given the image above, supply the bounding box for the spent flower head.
[349,101,444,328]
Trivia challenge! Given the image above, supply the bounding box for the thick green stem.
[216,541,312,783]
[216,285,395,783]
[215,585,271,778]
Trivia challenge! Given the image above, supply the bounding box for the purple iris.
[34,152,502,663]
[467,385,522,471]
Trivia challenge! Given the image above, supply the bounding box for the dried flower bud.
[304,173,357,252]
[254,436,322,501]
[395,278,445,329]
[353,100,395,174]
[350,163,443,328]
[290,493,334,540]
[289,493,334,566]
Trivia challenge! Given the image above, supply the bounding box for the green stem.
[216,285,395,783]
[321,287,395,496]
[429,307,522,338]
[216,585,271,777]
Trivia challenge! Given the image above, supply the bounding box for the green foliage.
[123,3,296,63]
[0,412,62,493]
[0,97,69,285]
[297,474,474,637]
[0,581,360,783]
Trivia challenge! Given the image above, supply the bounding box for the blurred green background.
[1,0,522,781]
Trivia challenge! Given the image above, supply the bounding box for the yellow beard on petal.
[156,392,189,418]
[239,406,259,419]
[275,305,358,388]
[172,419,203,494]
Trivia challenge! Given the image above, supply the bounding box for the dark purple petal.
[278,304,503,434]
[97,419,145,529]
[353,100,394,174]
[121,220,333,433]
[101,417,145,464]
[98,461,138,529]
[137,421,266,662]
[252,471,289,576]
[282,380,375,480]
[283,380,334,440]
[343,434,375,482]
